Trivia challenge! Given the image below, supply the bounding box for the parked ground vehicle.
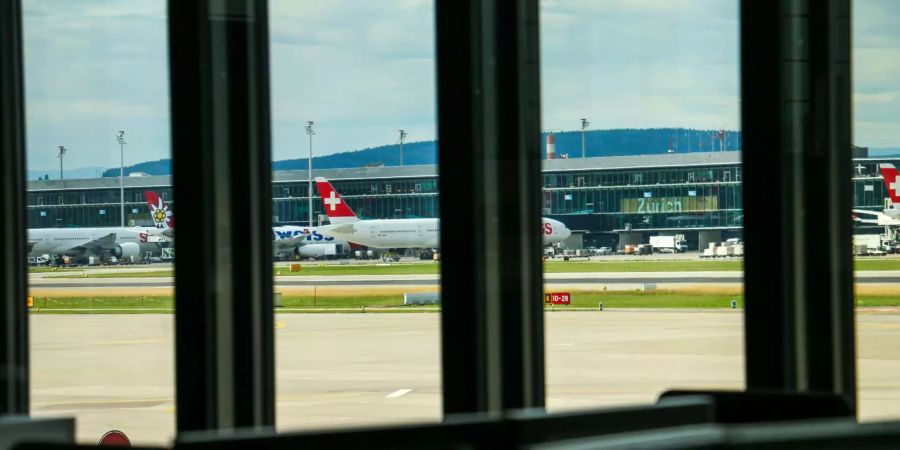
[649,234,688,253]
[701,241,745,258]
[26,256,49,266]
[853,234,891,256]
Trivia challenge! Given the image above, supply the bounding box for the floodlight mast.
[305,121,315,227]
[398,129,407,166]
[116,130,127,227]
[580,118,590,158]
[57,145,67,180]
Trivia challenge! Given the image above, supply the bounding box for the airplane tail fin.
[881,163,900,203]
[315,177,359,224]
[144,191,175,230]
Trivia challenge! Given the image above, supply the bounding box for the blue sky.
[20,0,900,172]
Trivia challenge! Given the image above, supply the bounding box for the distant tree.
[103,129,743,176]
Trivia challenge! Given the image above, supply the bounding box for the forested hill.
[103,128,741,177]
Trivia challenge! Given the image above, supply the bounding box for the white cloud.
[853,0,900,146]
[19,0,900,170]
[540,1,740,132]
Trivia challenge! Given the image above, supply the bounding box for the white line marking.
[385,389,413,399]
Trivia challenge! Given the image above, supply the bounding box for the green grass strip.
[41,257,900,279]
[48,270,174,279]
[26,292,900,314]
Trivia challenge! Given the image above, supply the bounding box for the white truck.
[649,235,687,253]
[853,234,887,256]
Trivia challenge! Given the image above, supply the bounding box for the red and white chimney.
[546,133,556,160]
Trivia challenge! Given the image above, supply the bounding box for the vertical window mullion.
[0,0,30,416]
[169,0,275,434]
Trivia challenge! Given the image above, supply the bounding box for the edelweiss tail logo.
[150,198,173,229]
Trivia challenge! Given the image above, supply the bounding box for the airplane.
[28,210,169,263]
[142,190,350,259]
[26,193,176,262]
[314,177,572,249]
[26,227,163,261]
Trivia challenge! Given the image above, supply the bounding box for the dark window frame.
[0,0,858,445]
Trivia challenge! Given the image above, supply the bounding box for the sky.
[20,0,900,173]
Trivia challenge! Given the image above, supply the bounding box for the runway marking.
[385,389,413,399]
[275,321,285,329]
[558,343,575,347]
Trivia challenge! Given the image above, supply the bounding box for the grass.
[544,260,744,272]
[49,270,174,279]
[855,296,900,308]
[854,259,900,271]
[26,291,900,313]
[29,296,174,314]
[28,266,88,273]
[45,257,900,279]
[567,291,744,308]
[280,295,404,308]
[274,264,439,276]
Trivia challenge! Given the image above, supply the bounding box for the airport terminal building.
[25,151,899,249]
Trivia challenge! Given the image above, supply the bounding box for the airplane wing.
[26,242,37,253]
[852,209,900,226]
[284,234,310,246]
[319,223,356,234]
[69,232,118,255]
[272,234,308,251]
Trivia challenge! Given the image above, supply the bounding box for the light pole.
[57,145,66,180]
[116,130,127,227]
[305,121,315,227]
[398,129,407,166]
[580,118,590,158]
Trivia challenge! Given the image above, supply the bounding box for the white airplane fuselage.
[27,227,163,258]
[271,225,351,257]
[320,217,571,249]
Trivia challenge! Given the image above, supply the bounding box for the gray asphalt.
[30,311,900,445]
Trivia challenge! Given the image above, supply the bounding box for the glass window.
[269,0,441,431]
[540,0,744,412]
[24,0,174,445]
[853,0,900,423]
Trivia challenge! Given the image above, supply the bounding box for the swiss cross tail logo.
[325,191,341,211]
[891,175,900,198]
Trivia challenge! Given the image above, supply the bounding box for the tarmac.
[28,310,900,446]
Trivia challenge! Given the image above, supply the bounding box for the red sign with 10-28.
[544,292,570,305]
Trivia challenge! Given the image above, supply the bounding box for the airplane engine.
[298,244,327,259]
[298,243,339,259]
[113,242,141,260]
